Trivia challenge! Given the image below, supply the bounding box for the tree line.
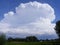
[8,36,39,42]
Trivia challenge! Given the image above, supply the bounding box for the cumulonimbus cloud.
[0,1,58,39]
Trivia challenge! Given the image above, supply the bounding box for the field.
[6,41,60,45]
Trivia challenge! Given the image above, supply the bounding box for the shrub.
[0,33,6,45]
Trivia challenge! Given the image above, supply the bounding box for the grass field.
[6,41,60,45]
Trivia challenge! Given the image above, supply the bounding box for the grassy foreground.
[6,41,60,45]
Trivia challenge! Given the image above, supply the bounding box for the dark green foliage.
[8,37,26,42]
[8,37,13,42]
[55,20,60,38]
[8,36,39,42]
[0,33,6,45]
[26,36,38,42]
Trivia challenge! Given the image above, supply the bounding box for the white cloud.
[0,1,58,39]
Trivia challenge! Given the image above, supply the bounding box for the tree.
[55,20,60,38]
[26,36,38,42]
[0,33,6,45]
[8,37,13,42]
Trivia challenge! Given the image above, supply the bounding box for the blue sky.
[0,0,60,22]
[0,0,59,39]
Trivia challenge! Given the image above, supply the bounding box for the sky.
[0,0,60,40]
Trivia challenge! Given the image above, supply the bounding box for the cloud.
[0,1,58,39]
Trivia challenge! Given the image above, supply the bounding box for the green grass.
[6,41,60,45]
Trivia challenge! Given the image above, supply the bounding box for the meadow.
[6,41,60,45]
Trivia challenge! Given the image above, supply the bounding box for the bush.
[0,33,6,45]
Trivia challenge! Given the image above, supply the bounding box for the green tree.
[0,33,6,45]
[55,20,60,38]
[26,36,38,42]
[8,37,13,42]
